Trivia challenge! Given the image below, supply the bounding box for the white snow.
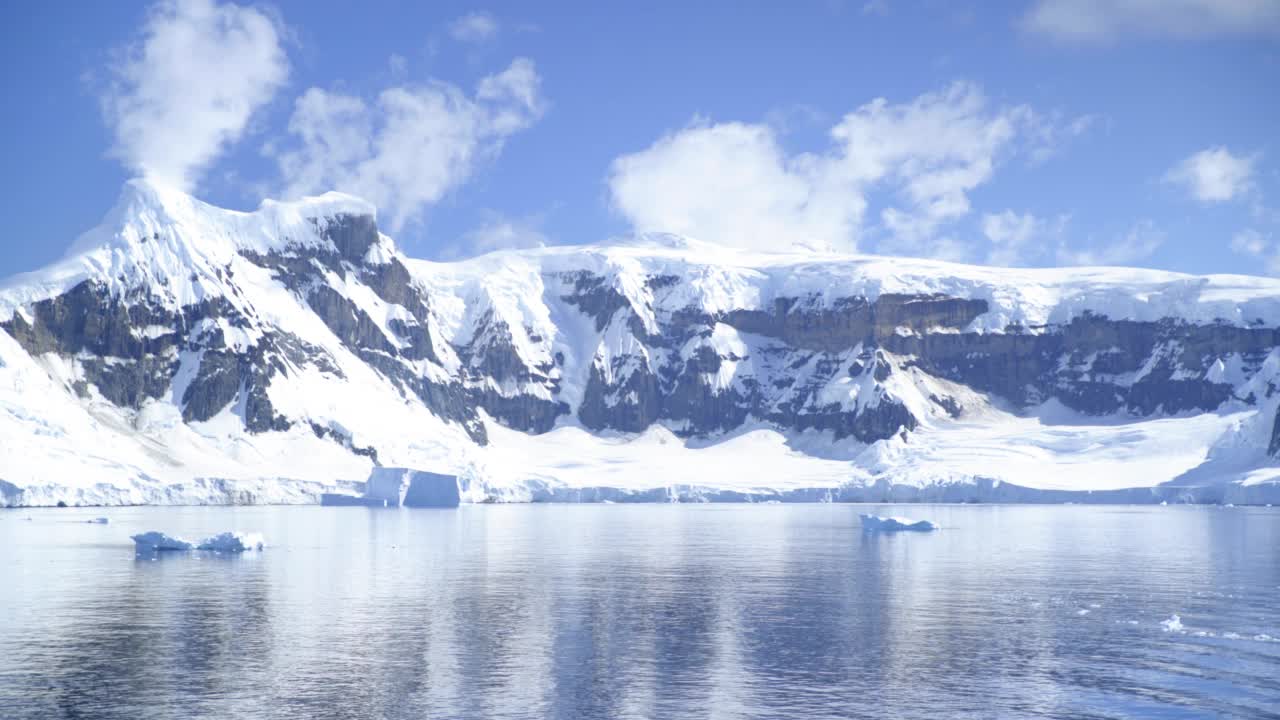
[859,514,938,532]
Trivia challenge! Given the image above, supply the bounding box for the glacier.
[2,178,1280,506]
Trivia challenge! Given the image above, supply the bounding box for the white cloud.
[1163,147,1256,203]
[847,83,1040,257]
[100,0,289,191]
[981,210,1068,266]
[442,212,550,259]
[1023,0,1280,41]
[607,121,861,252]
[608,81,1048,256]
[1056,220,1164,266]
[1231,228,1280,274]
[273,58,544,231]
[450,11,499,43]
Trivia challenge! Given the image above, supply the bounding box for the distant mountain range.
[2,179,1279,506]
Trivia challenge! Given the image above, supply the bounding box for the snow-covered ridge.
[1,180,1279,507]
[5,179,1279,331]
[418,233,1280,337]
[0,178,382,321]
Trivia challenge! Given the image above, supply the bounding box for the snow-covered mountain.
[3,179,1280,505]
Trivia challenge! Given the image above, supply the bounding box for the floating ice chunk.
[131,531,194,551]
[196,532,264,552]
[860,514,937,532]
[87,517,109,524]
[132,530,263,552]
[1161,614,1184,632]
[365,467,460,508]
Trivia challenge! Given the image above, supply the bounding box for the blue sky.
[2,0,1278,277]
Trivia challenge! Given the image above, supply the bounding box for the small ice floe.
[1160,614,1184,633]
[196,532,264,553]
[87,517,109,525]
[860,514,937,532]
[131,531,194,551]
[131,530,264,553]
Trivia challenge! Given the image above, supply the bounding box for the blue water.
[1,504,1277,719]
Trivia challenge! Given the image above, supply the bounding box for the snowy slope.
[2,179,1280,506]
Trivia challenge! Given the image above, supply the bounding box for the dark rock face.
[539,274,929,443]
[319,214,380,264]
[455,270,1280,445]
[886,313,1271,415]
[0,280,327,433]
[578,362,663,433]
[306,284,398,355]
[309,422,379,464]
[457,311,566,434]
[241,214,484,442]
[1269,399,1280,457]
[718,293,987,353]
[8,229,1280,460]
[3,210,487,458]
[560,271,632,332]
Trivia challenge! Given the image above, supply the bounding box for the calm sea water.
[0,504,1277,719]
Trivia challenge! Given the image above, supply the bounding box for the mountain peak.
[108,177,379,232]
[109,177,203,227]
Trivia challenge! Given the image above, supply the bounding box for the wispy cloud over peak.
[100,0,289,191]
[272,58,545,232]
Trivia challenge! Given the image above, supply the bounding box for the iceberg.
[131,530,264,552]
[402,471,461,508]
[196,531,264,552]
[364,467,460,508]
[131,531,194,551]
[860,514,938,532]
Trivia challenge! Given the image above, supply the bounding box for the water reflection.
[1,504,1278,719]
